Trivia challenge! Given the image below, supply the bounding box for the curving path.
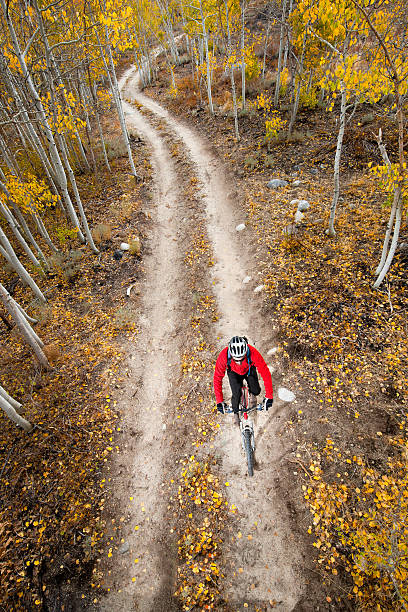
[100,65,304,611]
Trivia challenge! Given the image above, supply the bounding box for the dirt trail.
[99,91,184,611]
[100,67,305,610]
[122,65,304,609]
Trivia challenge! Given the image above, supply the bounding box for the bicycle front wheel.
[243,429,254,477]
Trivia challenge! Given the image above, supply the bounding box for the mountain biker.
[214,336,273,426]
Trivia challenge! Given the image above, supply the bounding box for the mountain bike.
[225,381,264,477]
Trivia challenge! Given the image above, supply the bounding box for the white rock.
[254,284,265,293]
[162,423,167,431]
[290,198,310,212]
[120,242,130,251]
[236,223,246,232]
[297,199,310,212]
[292,180,301,186]
[267,178,288,189]
[243,275,252,284]
[267,347,278,355]
[294,210,304,224]
[278,387,296,402]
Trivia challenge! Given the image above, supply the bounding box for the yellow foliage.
[1,174,60,214]
[305,439,408,610]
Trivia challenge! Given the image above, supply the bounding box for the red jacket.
[213,345,273,404]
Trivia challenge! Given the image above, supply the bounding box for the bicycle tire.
[243,429,254,477]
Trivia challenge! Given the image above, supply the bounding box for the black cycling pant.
[227,367,261,414]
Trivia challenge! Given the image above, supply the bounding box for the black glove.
[263,398,273,411]
[217,402,227,414]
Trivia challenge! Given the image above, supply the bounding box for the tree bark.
[199,0,214,114]
[0,391,33,431]
[223,0,239,139]
[0,226,46,302]
[100,29,139,179]
[274,0,288,108]
[0,8,86,243]
[240,0,246,110]
[327,85,347,237]
[0,283,49,368]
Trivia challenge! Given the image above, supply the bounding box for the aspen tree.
[0,0,88,244]
[240,0,246,110]
[0,282,50,369]
[223,0,239,139]
[0,226,46,302]
[32,0,98,253]
[274,0,288,108]
[0,384,32,431]
[347,0,408,288]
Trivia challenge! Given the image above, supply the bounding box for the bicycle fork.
[240,416,255,451]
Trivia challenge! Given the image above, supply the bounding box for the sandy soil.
[98,65,307,611]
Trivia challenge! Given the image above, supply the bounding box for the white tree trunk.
[240,0,246,110]
[373,198,402,288]
[223,0,239,139]
[262,14,272,80]
[0,384,22,410]
[0,282,49,368]
[327,85,347,237]
[56,133,98,253]
[0,391,32,431]
[10,203,51,264]
[283,0,293,72]
[199,0,214,114]
[0,186,43,267]
[100,29,139,179]
[0,227,46,302]
[274,0,288,108]
[33,214,58,253]
[0,4,86,243]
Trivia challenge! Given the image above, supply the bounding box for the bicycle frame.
[225,381,263,476]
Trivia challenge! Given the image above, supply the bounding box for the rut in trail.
[120,66,304,609]
[99,94,184,611]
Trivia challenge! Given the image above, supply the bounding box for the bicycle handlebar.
[224,404,264,414]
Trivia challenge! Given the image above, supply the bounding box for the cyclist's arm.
[251,346,273,398]
[213,348,228,403]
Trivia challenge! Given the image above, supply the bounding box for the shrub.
[129,237,141,256]
[105,139,127,161]
[91,224,112,243]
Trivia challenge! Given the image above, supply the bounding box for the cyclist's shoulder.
[248,344,264,359]
[216,346,228,361]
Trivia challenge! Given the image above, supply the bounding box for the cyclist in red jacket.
[214,336,273,425]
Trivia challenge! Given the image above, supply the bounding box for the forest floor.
[0,49,407,612]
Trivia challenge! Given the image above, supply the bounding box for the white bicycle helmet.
[228,336,248,360]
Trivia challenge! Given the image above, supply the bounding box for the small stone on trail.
[278,387,296,402]
[292,180,301,186]
[119,542,130,554]
[290,199,310,212]
[236,223,246,232]
[243,275,251,284]
[267,179,288,189]
[114,249,124,260]
[120,242,130,251]
[267,347,278,355]
[162,424,166,431]
[254,285,264,293]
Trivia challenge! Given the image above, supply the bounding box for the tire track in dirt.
[121,66,305,610]
[99,90,185,611]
